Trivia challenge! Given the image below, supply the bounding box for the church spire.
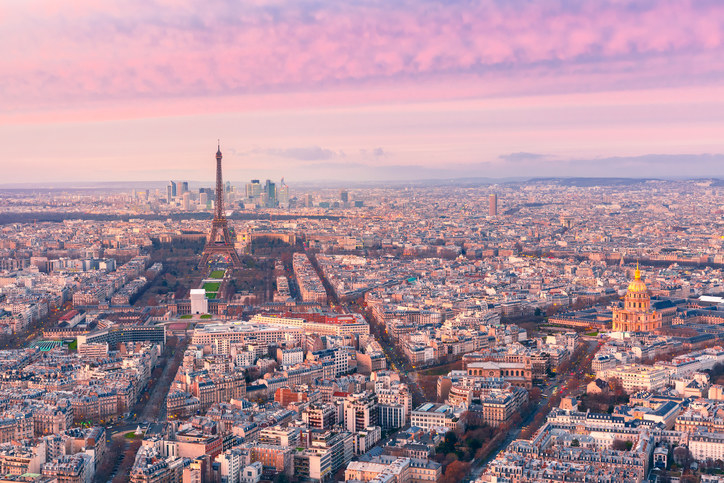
[635,261,641,280]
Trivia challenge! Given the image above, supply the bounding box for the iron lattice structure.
[199,144,243,269]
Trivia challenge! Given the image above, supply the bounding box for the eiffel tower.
[199,143,243,269]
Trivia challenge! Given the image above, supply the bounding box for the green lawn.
[124,431,142,439]
[203,282,221,292]
[180,314,192,319]
[67,339,78,351]
[420,366,453,376]
[209,270,225,279]
[200,314,212,319]
[206,292,217,299]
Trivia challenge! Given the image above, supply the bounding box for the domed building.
[612,264,662,333]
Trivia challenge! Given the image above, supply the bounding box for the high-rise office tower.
[489,193,498,216]
[246,180,261,200]
[340,190,349,204]
[169,181,177,198]
[265,180,276,207]
[277,180,290,208]
[182,192,191,211]
[305,193,314,207]
[180,181,189,195]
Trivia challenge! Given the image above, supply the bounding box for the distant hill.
[524,177,666,187]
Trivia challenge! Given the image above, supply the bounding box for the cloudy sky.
[2,0,724,183]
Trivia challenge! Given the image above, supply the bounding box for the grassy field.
[418,360,463,376]
[200,314,212,319]
[209,270,225,279]
[203,282,221,292]
[180,314,192,319]
[67,339,78,351]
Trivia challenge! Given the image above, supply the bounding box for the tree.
[440,460,471,483]
[612,439,630,451]
[443,452,458,466]
[673,446,692,468]
[444,431,458,446]
[112,440,142,483]
[273,474,290,483]
[611,378,627,398]
[571,439,580,447]
[568,376,581,392]
[466,437,482,452]
[437,431,458,455]
[96,438,124,482]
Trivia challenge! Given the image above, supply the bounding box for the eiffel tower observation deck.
[199,142,243,270]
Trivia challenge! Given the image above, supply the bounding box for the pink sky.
[2,0,724,182]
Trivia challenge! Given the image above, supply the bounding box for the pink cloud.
[1,0,724,119]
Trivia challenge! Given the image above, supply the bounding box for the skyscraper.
[246,180,261,200]
[169,181,177,198]
[265,180,276,208]
[277,180,290,208]
[340,190,349,204]
[489,193,498,216]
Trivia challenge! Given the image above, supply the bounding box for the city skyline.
[5,2,724,481]
[3,0,724,183]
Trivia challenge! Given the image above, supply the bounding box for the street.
[466,338,600,481]
[308,249,604,482]
[94,336,188,482]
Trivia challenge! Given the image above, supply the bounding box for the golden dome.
[627,263,647,293]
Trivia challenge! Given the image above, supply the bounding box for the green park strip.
[209,270,225,279]
[203,282,221,292]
